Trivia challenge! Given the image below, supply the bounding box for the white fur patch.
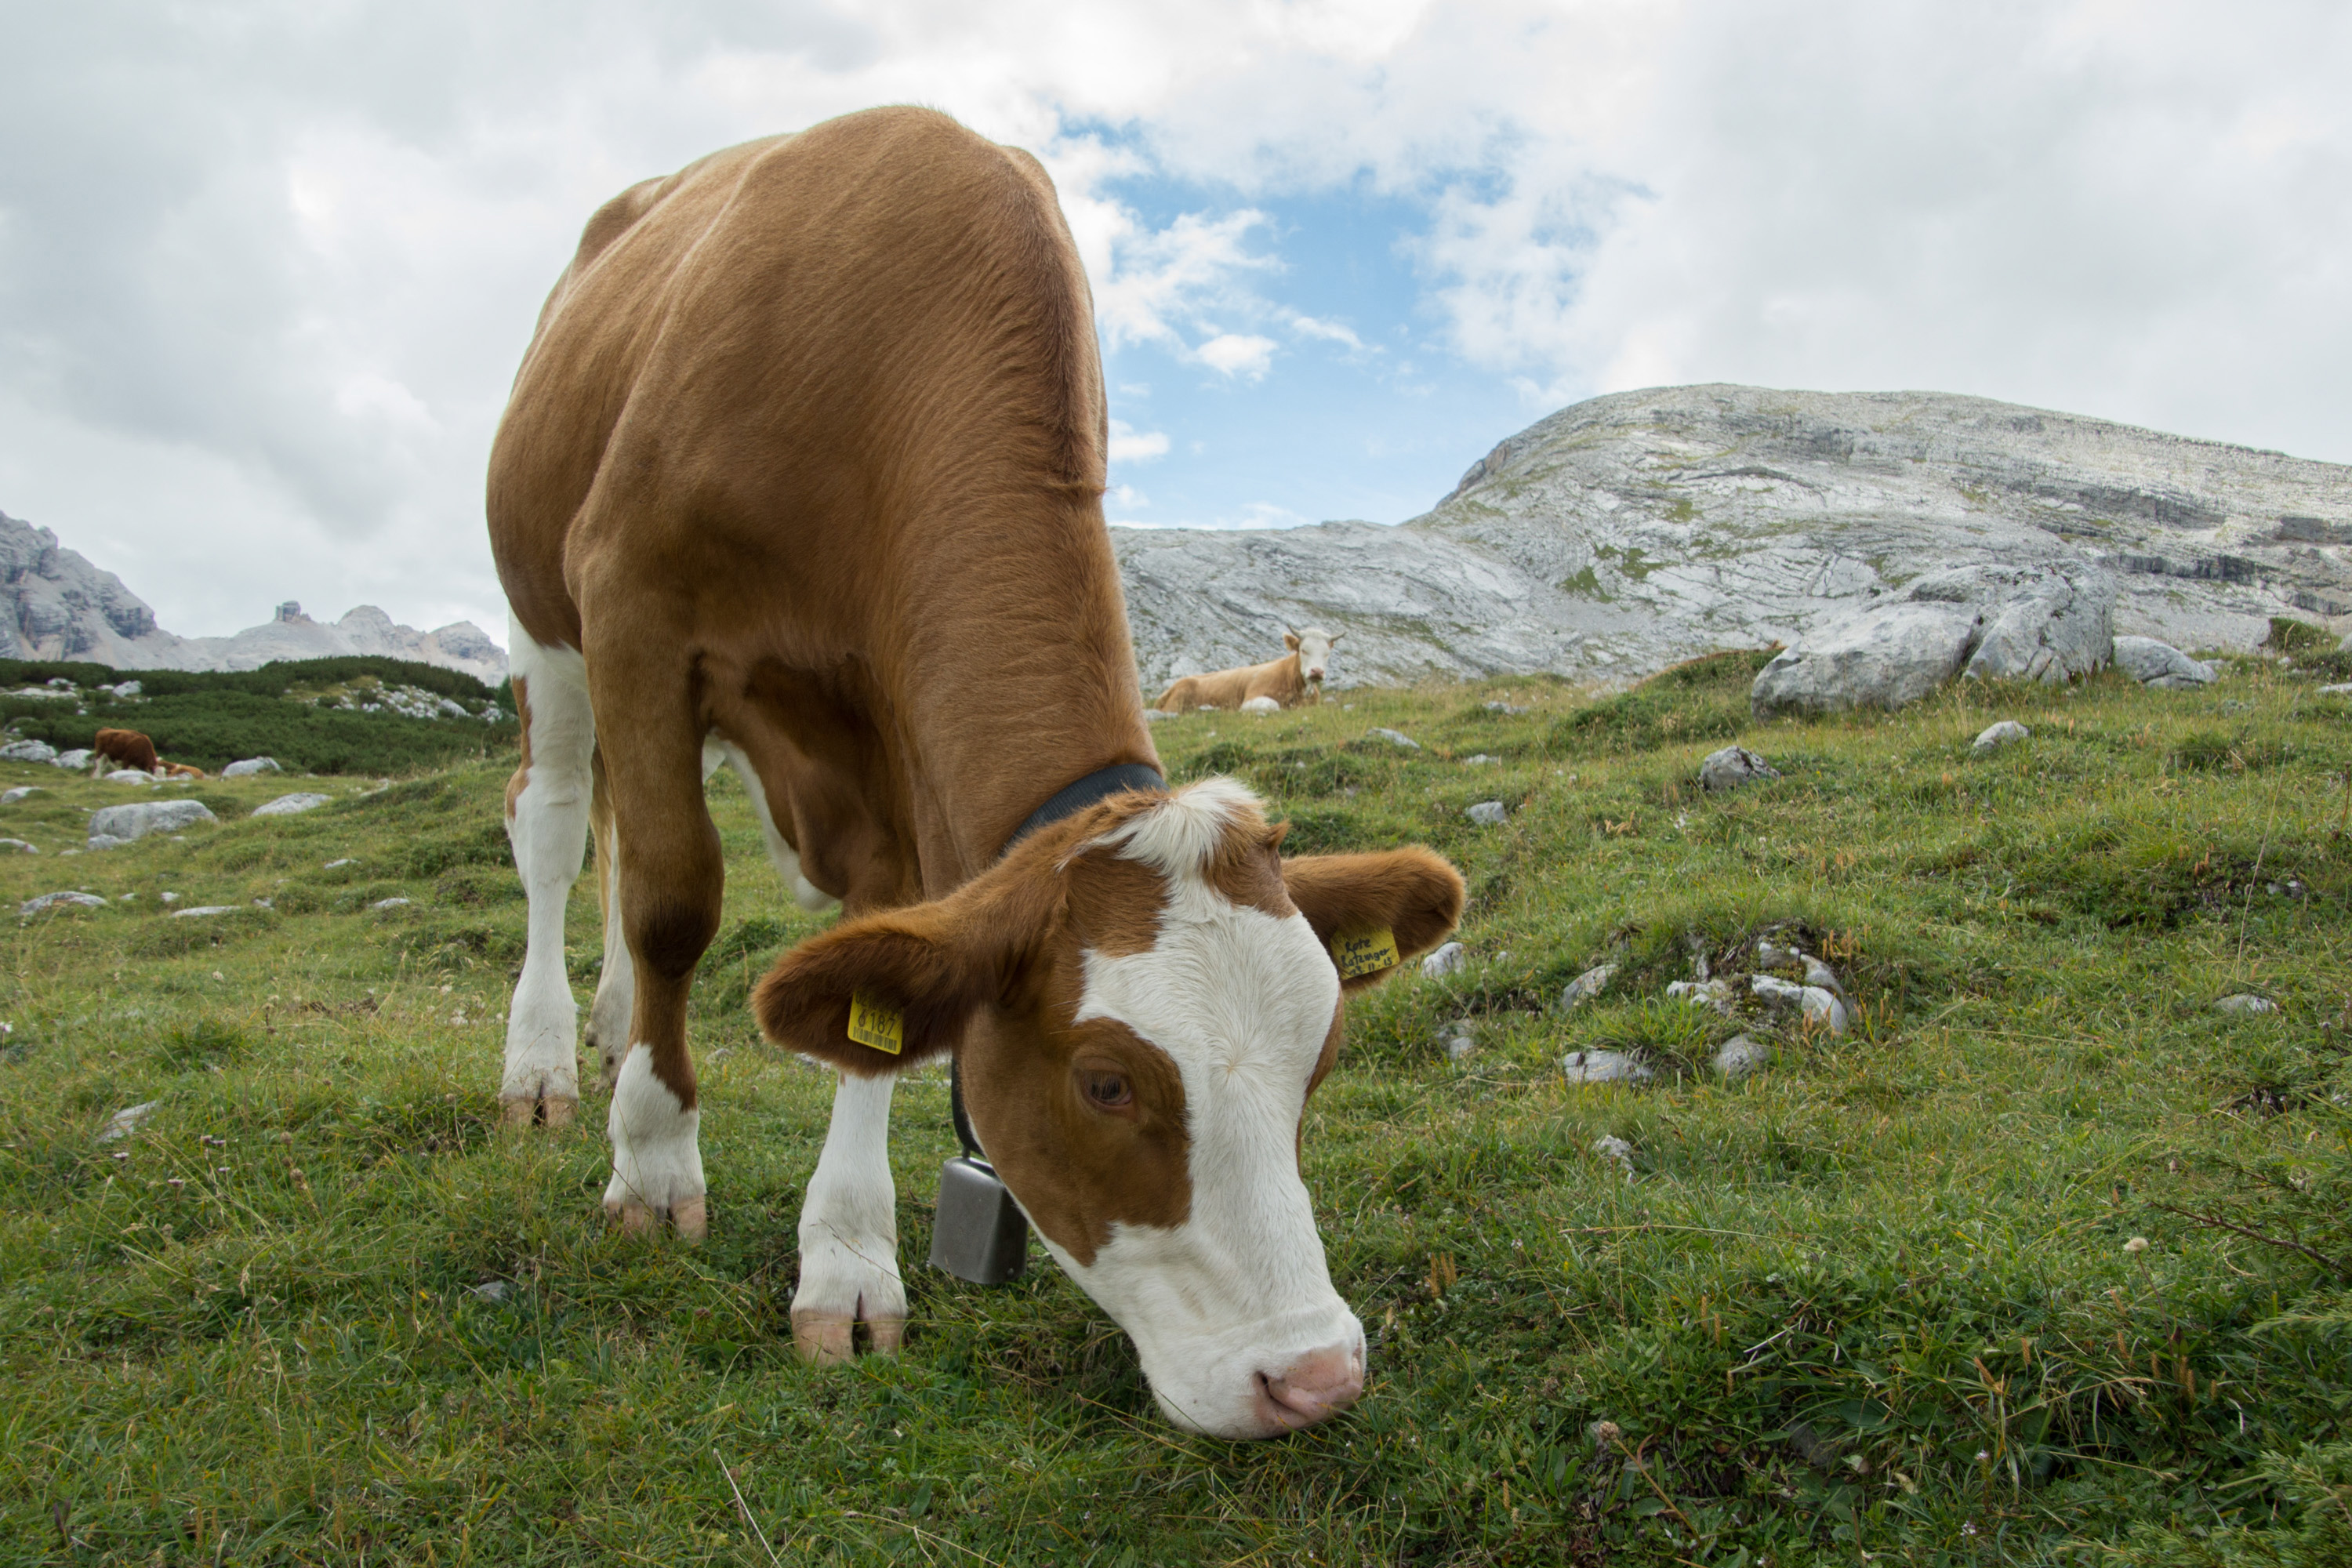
[1087,775,1257,880]
[501,619,593,1107]
[604,1045,705,1215]
[1051,832,1362,1438]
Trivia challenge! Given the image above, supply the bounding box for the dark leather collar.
[1000,760,1167,855]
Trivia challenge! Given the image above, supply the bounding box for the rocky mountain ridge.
[1116,385,2351,688]
[0,509,506,683]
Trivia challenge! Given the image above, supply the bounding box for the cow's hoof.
[500,1094,577,1128]
[603,1194,706,1241]
[790,1308,902,1363]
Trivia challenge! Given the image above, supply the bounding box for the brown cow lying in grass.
[89,728,203,779]
[1156,627,1338,713]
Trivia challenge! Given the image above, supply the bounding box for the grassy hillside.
[0,655,513,775]
[0,657,2347,1565]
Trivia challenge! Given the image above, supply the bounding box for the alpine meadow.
[2,648,2349,1566]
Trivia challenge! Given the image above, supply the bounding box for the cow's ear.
[1283,630,1301,651]
[1280,848,1465,992]
[753,880,1053,1074]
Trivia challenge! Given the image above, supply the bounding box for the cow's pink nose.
[1256,1344,1364,1432]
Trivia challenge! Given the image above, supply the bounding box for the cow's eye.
[1081,1070,1132,1110]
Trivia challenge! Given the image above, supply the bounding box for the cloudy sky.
[2,0,2346,644]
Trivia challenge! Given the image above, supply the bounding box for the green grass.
[2,658,2349,1564]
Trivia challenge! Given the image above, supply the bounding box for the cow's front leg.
[792,1070,906,1362]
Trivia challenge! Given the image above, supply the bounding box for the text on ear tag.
[1330,927,1400,979]
[848,993,905,1054]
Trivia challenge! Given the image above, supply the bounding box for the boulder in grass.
[1972,720,2031,753]
[1561,1049,1653,1086]
[222,757,283,778]
[1700,746,1780,793]
[0,838,36,855]
[1713,1036,1772,1078]
[89,800,216,843]
[1465,800,1507,826]
[1368,727,1421,750]
[251,793,332,818]
[2,786,41,803]
[1751,974,1849,1035]
[0,739,57,764]
[103,769,155,786]
[84,835,132,851]
[52,749,93,771]
[21,891,106,915]
[2111,636,2218,689]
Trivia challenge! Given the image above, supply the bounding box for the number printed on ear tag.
[848,993,905,1054]
[1330,927,1400,979]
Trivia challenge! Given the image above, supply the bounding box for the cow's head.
[757,778,1462,1439]
[1284,626,1340,699]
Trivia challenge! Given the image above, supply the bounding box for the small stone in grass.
[1465,800,1506,826]
[1562,1049,1653,1085]
[1559,963,1616,1008]
[371,897,412,910]
[1368,727,1421,750]
[1972,720,2030,753]
[1591,1136,1635,1176]
[1713,1036,1771,1078]
[1420,941,1466,978]
[1700,746,1779,793]
[20,890,106,915]
[2214,994,2277,1015]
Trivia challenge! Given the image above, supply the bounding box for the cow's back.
[489,107,1107,656]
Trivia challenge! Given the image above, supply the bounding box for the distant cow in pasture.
[90,728,159,776]
[487,108,1463,1439]
[159,762,206,779]
[1155,627,1341,713]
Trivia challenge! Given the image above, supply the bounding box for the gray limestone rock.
[1666,978,1736,1016]
[1713,1036,1772,1078]
[1465,800,1507,826]
[1700,746,1780,792]
[250,793,332,818]
[0,739,57,763]
[21,890,106,915]
[51,750,92,771]
[88,800,216,842]
[0,838,36,854]
[1421,941,1467,978]
[2,786,41,803]
[170,906,239,918]
[2112,635,2218,688]
[83,834,130,851]
[1562,1050,1653,1086]
[1973,720,2031,753]
[221,757,283,778]
[1368,727,1421,750]
[102,769,154,785]
[1560,963,1617,1008]
[370,897,412,910]
[1114,387,2350,692]
[1751,974,1849,1035]
[1592,1134,1637,1175]
[2214,994,2278,1015]
[97,1101,159,1142]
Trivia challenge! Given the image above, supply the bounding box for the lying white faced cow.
[1156,627,1340,713]
[486,107,1464,1439]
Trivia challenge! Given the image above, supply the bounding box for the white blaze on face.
[1050,778,1363,1439]
[1294,627,1336,685]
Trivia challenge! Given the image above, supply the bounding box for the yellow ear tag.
[847,993,905,1055]
[1330,927,1400,980]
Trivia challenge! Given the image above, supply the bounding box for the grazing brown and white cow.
[487,107,1464,1439]
[91,728,159,776]
[1156,627,1340,713]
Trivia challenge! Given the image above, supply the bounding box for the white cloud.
[1194,333,1279,379]
[1286,313,1372,351]
[1108,420,1171,462]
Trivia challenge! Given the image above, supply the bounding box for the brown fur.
[91,728,159,775]
[158,762,206,780]
[489,107,1158,1116]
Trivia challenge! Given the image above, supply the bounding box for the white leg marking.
[713,740,839,913]
[791,1070,904,1362]
[603,1044,706,1232]
[501,619,593,1120]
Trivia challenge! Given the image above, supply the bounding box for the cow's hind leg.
[792,1070,906,1362]
[500,620,594,1127]
[584,742,733,1091]
[591,639,724,1240]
